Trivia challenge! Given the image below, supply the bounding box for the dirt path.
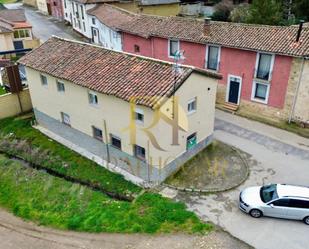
[0,208,251,249]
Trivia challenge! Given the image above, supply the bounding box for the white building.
[62,0,97,38]
[87,4,135,50]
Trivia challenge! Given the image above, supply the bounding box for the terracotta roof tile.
[87,4,135,30]
[0,9,27,23]
[117,13,309,57]
[18,37,220,108]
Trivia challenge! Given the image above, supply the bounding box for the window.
[206,45,220,71]
[40,74,47,86]
[88,92,98,105]
[251,81,270,104]
[61,112,70,126]
[92,126,103,141]
[83,22,86,32]
[110,134,121,150]
[92,18,96,25]
[13,29,31,39]
[256,53,273,81]
[72,2,74,12]
[168,39,179,57]
[80,5,84,19]
[53,1,57,6]
[64,0,67,8]
[271,198,290,207]
[57,81,65,92]
[134,144,145,160]
[134,45,140,53]
[135,109,144,124]
[187,97,197,114]
[289,199,309,209]
[186,133,197,150]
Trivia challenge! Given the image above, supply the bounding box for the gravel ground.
[0,208,251,249]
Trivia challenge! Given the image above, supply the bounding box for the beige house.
[0,20,14,56]
[19,37,220,183]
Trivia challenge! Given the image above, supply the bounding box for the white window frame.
[133,144,146,160]
[135,108,144,125]
[254,52,275,82]
[251,81,270,104]
[56,80,65,93]
[187,97,197,115]
[205,44,221,71]
[88,91,98,106]
[225,74,242,105]
[168,39,180,58]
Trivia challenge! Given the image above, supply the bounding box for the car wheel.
[304,216,309,225]
[250,209,263,218]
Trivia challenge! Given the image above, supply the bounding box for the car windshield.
[260,184,279,203]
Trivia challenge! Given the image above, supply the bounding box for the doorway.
[226,75,242,105]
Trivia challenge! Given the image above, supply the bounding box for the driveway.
[5,3,83,42]
[176,110,309,249]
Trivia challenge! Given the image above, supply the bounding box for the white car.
[239,184,309,225]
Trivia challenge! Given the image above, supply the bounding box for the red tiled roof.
[75,0,119,4]
[87,4,135,30]
[116,13,309,57]
[18,37,220,108]
[0,9,27,23]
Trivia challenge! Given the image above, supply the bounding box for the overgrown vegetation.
[0,86,6,95]
[212,0,308,25]
[0,116,141,197]
[0,154,212,233]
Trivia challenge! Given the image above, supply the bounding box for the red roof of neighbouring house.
[18,37,221,108]
[0,9,27,23]
[87,4,136,30]
[118,14,309,57]
[89,5,308,57]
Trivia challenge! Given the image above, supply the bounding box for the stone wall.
[293,59,309,124]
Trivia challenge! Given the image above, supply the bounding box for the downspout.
[288,57,305,123]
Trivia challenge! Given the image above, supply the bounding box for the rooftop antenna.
[172,50,185,119]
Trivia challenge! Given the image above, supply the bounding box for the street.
[2,4,309,248]
[177,110,309,249]
[5,3,83,42]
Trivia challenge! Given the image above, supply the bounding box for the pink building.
[118,15,309,123]
[46,0,64,20]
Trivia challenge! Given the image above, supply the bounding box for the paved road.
[5,3,83,42]
[177,112,309,249]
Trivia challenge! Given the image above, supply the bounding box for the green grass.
[0,87,6,96]
[0,154,212,233]
[0,116,141,197]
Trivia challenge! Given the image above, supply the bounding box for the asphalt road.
[5,3,83,42]
[177,111,309,249]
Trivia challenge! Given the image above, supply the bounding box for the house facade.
[63,0,96,38]
[86,4,135,50]
[19,37,220,183]
[46,0,64,19]
[115,14,309,125]
[0,9,39,51]
[0,20,14,57]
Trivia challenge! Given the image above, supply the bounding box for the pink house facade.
[46,0,64,20]
[120,18,309,124]
[85,5,309,124]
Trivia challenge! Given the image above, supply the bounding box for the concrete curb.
[162,146,250,193]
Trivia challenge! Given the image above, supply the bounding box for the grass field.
[0,116,141,197]
[0,154,212,233]
[0,116,213,233]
